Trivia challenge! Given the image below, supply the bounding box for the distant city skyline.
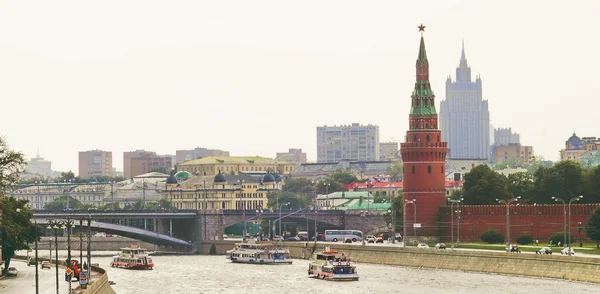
[1,1,599,172]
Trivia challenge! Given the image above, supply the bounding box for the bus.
[324,230,363,242]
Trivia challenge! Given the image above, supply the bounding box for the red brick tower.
[400,25,448,237]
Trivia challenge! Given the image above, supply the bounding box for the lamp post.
[578,221,583,247]
[17,208,39,294]
[278,202,290,243]
[555,195,583,255]
[455,209,461,247]
[497,196,521,246]
[238,179,246,238]
[366,179,371,214]
[448,198,463,246]
[47,219,65,294]
[64,218,76,294]
[314,205,318,245]
[255,205,264,239]
[405,199,416,239]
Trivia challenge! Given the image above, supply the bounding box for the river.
[12,251,600,293]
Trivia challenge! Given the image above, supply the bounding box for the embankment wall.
[201,240,600,284]
[36,236,157,251]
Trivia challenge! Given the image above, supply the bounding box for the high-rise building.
[175,147,230,164]
[494,128,520,146]
[439,41,490,160]
[317,123,380,163]
[379,142,399,161]
[123,150,173,178]
[78,150,113,178]
[493,143,534,164]
[400,25,448,236]
[25,150,52,178]
[276,148,307,165]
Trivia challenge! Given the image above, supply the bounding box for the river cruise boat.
[110,245,154,270]
[308,247,358,281]
[226,240,292,264]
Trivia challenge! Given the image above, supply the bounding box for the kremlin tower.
[400,24,448,237]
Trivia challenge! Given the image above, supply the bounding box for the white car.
[417,243,430,249]
[366,235,377,243]
[561,247,575,255]
[6,267,18,276]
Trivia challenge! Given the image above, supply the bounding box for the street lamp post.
[278,202,290,243]
[47,219,65,294]
[455,210,462,247]
[497,196,521,246]
[578,221,583,247]
[552,195,582,254]
[448,198,463,246]
[405,199,417,239]
[64,218,76,294]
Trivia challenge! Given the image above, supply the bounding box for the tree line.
[459,160,600,205]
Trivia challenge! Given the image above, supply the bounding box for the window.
[412,166,415,174]
[413,135,417,142]
[427,166,431,174]
[426,135,430,143]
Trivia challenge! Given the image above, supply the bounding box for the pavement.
[0,260,96,294]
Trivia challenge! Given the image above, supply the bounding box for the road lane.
[0,260,79,294]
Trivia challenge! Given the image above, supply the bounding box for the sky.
[1,0,599,174]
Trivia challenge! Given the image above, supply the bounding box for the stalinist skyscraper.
[439,42,490,160]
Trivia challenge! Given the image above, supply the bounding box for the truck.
[65,259,81,281]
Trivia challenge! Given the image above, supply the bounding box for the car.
[41,261,51,269]
[536,247,552,255]
[561,247,575,255]
[375,237,384,244]
[435,243,446,249]
[223,234,228,239]
[366,235,376,243]
[417,243,430,249]
[394,233,403,241]
[272,235,284,241]
[27,258,38,266]
[287,236,300,241]
[6,267,18,276]
[344,238,353,243]
[509,245,521,253]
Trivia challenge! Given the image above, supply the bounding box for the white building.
[24,151,52,179]
[317,123,380,163]
[440,43,490,160]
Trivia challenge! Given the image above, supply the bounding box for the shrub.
[516,234,533,245]
[549,232,574,246]
[209,244,217,255]
[481,229,505,244]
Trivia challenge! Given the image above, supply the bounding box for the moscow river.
[10,251,600,294]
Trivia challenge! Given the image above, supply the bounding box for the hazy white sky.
[1,0,599,173]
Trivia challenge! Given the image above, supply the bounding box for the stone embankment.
[201,241,600,284]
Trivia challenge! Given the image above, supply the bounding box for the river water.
[17,251,600,293]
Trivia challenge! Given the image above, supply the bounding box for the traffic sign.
[79,271,88,285]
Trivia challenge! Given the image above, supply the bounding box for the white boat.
[226,240,292,264]
[307,247,358,281]
[110,245,154,270]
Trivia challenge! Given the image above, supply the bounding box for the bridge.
[31,209,387,252]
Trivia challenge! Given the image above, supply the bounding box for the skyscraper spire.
[461,38,466,61]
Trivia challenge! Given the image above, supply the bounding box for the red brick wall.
[440,204,600,243]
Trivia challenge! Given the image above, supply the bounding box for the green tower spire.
[410,25,437,117]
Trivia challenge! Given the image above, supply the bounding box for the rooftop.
[178,156,290,165]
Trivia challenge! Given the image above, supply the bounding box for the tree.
[267,191,312,210]
[316,180,346,194]
[586,208,600,248]
[448,189,463,201]
[326,171,359,185]
[480,229,504,244]
[0,137,26,193]
[516,234,533,245]
[58,171,76,182]
[373,191,387,203]
[44,196,83,210]
[149,167,168,174]
[1,197,39,271]
[462,165,509,205]
[282,178,315,194]
[507,171,534,201]
[385,161,403,182]
[583,166,600,203]
[531,161,584,204]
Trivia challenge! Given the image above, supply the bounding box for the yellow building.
[493,143,534,164]
[176,156,296,177]
[559,133,600,161]
[162,171,279,210]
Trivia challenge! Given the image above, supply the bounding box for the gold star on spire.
[418,23,426,32]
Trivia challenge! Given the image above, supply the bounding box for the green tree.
[373,191,386,203]
[149,167,168,174]
[58,171,76,182]
[316,180,346,194]
[480,229,504,244]
[507,171,534,201]
[531,161,584,204]
[43,196,83,210]
[267,191,312,210]
[0,137,26,192]
[583,166,600,203]
[516,234,533,245]
[586,208,600,248]
[326,171,359,185]
[447,189,464,201]
[1,197,39,271]
[385,161,403,182]
[525,156,553,173]
[282,178,315,194]
[462,165,509,205]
